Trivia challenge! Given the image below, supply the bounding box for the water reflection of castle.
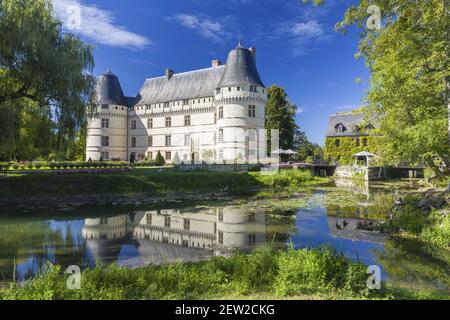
[82,207,267,266]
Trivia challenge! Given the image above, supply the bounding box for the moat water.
[0,179,448,293]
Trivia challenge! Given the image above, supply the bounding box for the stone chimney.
[211,59,222,68]
[165,68,174,80]
[249,47,256,60]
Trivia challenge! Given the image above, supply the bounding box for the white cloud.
[296,107,305,114]
[51,0,151,49]
[291,21,324,37]
[262,0,338,57]
[271,19,330,56]
[168,14,233,44]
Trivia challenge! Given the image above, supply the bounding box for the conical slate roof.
[96,70,127,106]
[217,45,264,88]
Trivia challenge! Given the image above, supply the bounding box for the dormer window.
[250,85,257,92]
[334,123,347,134]
[215,88,220,94]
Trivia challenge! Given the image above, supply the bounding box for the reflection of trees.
[0,221,88,281]
[265,215,295,246]
[377,236,450,292]
[0,222,51,280]
[325,190,394,220]
[49,224,88,270]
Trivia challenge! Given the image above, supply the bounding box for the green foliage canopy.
[265,85,299,155]
[0,0,96,161]
[333,0,450,175]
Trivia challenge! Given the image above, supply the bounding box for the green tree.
[306,0,449,178]
[293,130,323,161]
[265,85,299,158]
[155,151,166,166]
[0,0,96,161]
[172,151,181,165]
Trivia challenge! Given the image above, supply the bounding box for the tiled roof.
[326,112,379,137]
[134,66,225,105]
[96,70,128,106]
[217,46,264,88]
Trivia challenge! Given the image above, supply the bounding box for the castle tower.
[86,70,128,161]
[214,44,267,163]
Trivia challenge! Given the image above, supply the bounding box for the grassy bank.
[382,194,450,248]
[0,168,329,198]
[0,246,439,300]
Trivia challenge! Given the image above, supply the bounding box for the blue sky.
[52,0,369,145]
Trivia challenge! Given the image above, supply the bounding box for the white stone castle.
[86,44,267,163]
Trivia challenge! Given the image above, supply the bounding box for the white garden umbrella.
[353,151,378,166]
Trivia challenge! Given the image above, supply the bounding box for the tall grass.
[0,247,383,300]
[254,169,317,188]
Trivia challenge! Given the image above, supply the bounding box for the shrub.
[172,152,181,165]
[0,246,382,300]
[258,169,315,188]
[421,211,450,247]
[0,162,9,169]
[154,151,165,166]
[274,246,369,296]
[386,203,429,235]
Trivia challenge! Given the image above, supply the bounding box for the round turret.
[86,70,128,161]
[214,44,267,164]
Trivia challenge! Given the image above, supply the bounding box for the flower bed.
[0,160,159,171]
[55,168,131,175]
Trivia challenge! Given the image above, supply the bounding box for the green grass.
[251,169,323,188]
[1,246,440,300]
[0,168,329,198]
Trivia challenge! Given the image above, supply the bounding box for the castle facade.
[86,44,267,163]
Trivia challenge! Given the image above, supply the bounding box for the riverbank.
[1,246,445,300]
[0,168,330,209]
[383,198,450,248]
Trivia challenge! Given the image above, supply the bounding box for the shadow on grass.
[0,169,264,198]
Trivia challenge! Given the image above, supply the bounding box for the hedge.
[0,160,160,171]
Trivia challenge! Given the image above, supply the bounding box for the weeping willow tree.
[0,0,96,161]
[307,0,450,180]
